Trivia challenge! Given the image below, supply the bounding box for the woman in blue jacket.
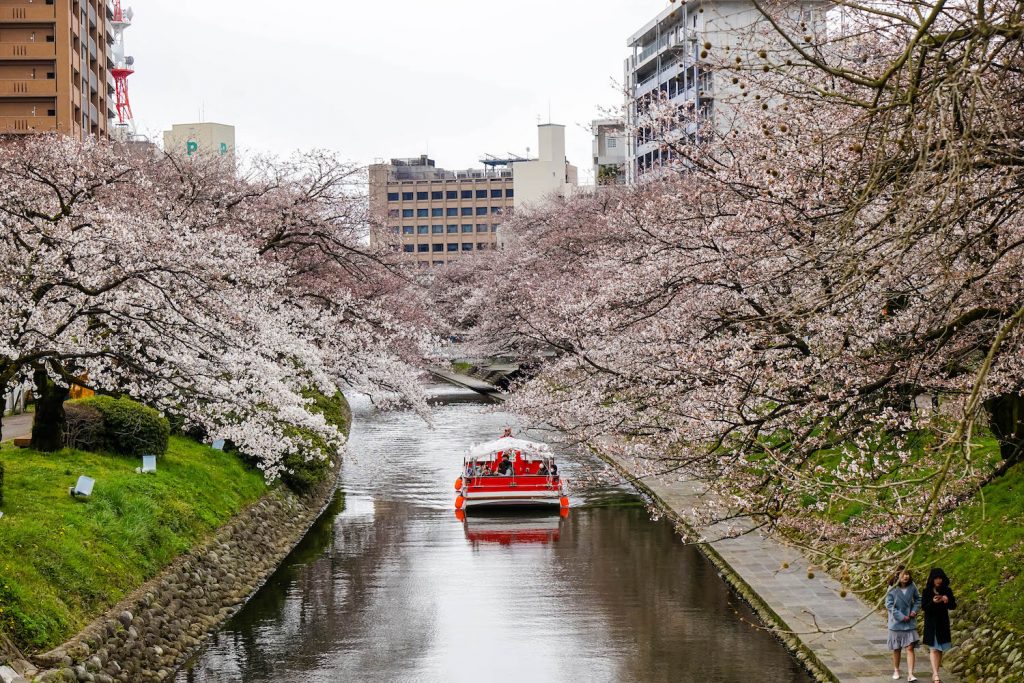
[885,566,922,681]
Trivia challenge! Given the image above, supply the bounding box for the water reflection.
[178,385,810,683]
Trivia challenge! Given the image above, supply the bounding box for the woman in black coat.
[922,567,957,682]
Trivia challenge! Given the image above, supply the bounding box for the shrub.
[63,402,106,451]
[71,396,170,457]
[280,391,350,495]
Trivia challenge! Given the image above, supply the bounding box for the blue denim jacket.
[886,584,922,631]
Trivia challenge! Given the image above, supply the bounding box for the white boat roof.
[467,437,553,460]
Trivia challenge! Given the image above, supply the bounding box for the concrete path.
[605,456,959,683]
[0,413,32,443]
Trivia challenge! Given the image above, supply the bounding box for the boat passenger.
[502,426,513,438]
[537,461,550,476]
[549,461,559,478]
[497,454,514,475]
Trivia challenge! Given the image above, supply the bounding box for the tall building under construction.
[0,0,115,138]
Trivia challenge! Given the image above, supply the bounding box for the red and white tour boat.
[454,436,569,510]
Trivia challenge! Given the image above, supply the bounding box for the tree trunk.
[985,393,1024,467]
[31,367,69,452]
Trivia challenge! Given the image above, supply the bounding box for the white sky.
[127,0,668,184]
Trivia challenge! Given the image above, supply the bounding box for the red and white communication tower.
[110,1,135,138]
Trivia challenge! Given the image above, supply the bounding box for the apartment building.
[592,118,627,185]
[624,0,825,180]
[0,0,114,138]
[369,156,513,269]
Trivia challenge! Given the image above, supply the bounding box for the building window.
[505,189,514,198]
[417,244,429,253]
[477,243,488,251]
[476,190,487,199]
[403,244,414,252]
[607,137,618,148]
[461,190,473,199]
[417,208,429,218]
[491,207,503,215]
[462,243,473,251]
[432,243,444,252]
[387,192,400,201]
[447,191,458,200]
[417,192,428,200]
[491,224,500,232]
[402,226,414,234]
[447,243,459,252]
[447,207,458,216]
[461,224,473,233]
[432,191,444,200]
[388,209,400,218]
[476,224,488,233]
[402,192,414,201]
[402,209,414,218]
[447,225,459,233]
[432,225,444,234]
[433,260,445,267]
[476,207,488,216]
[417,225,429,235]
[490,189,502,198]
[461,207,473,216]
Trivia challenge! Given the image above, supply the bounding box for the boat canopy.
[467,437,553,461]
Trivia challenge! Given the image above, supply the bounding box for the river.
[177,384,811,683]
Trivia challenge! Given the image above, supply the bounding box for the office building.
[163,122,236,158]
[0,0,115,138]
[370,123,579,268]
[592,118,627,185]
[369,156,512,269]
[624,0,825,179]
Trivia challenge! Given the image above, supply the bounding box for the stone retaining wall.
[6,463,341,683]
[949,603,1024,683]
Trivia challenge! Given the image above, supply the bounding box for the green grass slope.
[0,436,266,653]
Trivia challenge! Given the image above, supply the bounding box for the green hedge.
[70,396,170,458]
[281,391,351,495]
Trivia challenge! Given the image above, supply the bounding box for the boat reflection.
[456,509,568,546]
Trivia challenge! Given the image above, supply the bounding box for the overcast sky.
[127,0,668,183]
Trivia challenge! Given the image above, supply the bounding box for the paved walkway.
[0,413,32,443]
[605,457,959,683]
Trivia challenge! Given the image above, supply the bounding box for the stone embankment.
[949,603,1024,683]
[3,464,341,683]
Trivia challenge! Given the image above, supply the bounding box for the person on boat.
[501,426,513,438]
[549,460,559,478]
[537,460,550,476]
[497,453,514,475]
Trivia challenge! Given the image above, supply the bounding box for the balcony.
[0,6,57,21]
[0,43,57,59]
[0,79,58,97]
[0,116,58,134]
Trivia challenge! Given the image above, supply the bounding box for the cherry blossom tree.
[0,135,430,479]
[444,0,1024,567]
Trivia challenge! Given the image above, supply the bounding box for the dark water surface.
[177,385,811,683]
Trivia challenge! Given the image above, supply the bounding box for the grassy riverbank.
[0,437,267,653]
